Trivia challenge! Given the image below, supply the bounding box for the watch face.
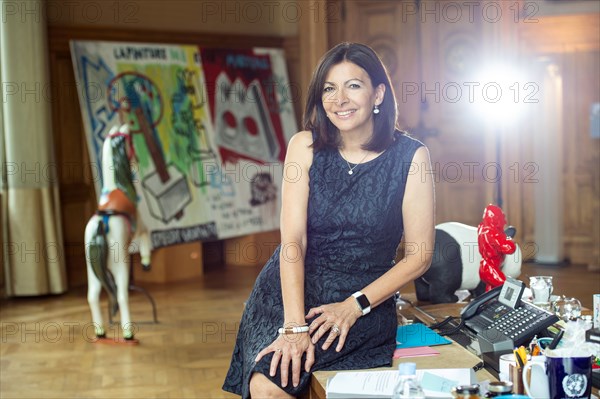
[356,294,370,310]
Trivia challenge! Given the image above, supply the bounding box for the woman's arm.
[255,130,315,388]
[279,131,313,327]
[361,145,435,308]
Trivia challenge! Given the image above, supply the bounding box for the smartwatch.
[352,291,371,315]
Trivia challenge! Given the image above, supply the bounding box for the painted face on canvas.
[321,61,384,135]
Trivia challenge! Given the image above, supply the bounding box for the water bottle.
[394,292,412,325]
[391,362,425,399]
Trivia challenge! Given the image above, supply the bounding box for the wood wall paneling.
[518,14,600,54]
[326,0,345,48]
[43,2,600,283]
[560,50,600,265]
[339,1,421,129]
[46,0,298,37]
[516,9,599,266]
[298,1,330,112]
[49,51,96,288]
[515,13,600,265]
[334,1,599,265]
[389,1,492,225]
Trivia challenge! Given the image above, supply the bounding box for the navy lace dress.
[223,132,423,398]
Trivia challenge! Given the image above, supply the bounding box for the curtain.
[0,0,67,295]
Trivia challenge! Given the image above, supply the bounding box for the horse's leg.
[84,216,105,337]
[108,215,134,339]
[135,215,152,270]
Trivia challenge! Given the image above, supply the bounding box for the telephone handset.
[461,277,558,348]
[461,277,524,320]
[460,285,503,320]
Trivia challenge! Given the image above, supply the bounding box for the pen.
[517,346,528,365]
[548,330,564,350]
[514,349,525,368]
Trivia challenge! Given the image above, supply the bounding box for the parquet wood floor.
[0,265,262,399]
[0,262,598,398]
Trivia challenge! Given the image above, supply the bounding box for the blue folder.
[395,323,452,349]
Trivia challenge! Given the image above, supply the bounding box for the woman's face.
[321,61,384,136]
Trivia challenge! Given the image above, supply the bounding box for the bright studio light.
[473,63,527,125]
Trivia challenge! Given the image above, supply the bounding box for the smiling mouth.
[335,110,356,117]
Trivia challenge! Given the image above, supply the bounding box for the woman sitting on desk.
[223,42,435,398]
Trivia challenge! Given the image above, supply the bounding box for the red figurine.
[477,204,517,291]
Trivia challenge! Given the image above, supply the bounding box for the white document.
[326,370,397,398]
[325,368,475,399]
[417,369,476,398]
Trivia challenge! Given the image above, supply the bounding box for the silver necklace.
[340,149,369,175]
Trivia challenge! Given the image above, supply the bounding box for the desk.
[307,300,493,399]
[308,299,599,399]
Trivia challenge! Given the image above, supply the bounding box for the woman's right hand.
[254,332,315,388]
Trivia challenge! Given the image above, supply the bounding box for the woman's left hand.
[305,298,362,352]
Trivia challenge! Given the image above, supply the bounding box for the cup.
[522,356,550,399]
[522,350,592,399]
[553,296,582,321]
[499,353,517,382]
[530,276,553,306]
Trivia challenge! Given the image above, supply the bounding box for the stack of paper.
[325,368,476,398]
[325,370,396,399]
[393,346,440,359]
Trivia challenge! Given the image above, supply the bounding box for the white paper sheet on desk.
[417,369,476,398]
[326,370,396,398]
[325,368,475,398]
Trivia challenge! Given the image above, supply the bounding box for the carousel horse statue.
[84,124,151,342]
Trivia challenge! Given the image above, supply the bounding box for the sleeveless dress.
[223,132,423,398]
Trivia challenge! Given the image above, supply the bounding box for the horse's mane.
[109,135,137,204]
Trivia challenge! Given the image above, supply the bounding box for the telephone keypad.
[465,299,559,347]
[485,304,552,343]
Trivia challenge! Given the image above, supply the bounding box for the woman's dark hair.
[303,42,399,152]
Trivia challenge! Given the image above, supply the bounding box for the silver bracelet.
[278,325,309,335]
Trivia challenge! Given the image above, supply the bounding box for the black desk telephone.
[461,277,559,352]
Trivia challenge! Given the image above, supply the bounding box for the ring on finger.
[331,325,341,335]
[276,348,283,355]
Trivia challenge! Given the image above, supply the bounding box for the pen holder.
[509,364,524,394]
